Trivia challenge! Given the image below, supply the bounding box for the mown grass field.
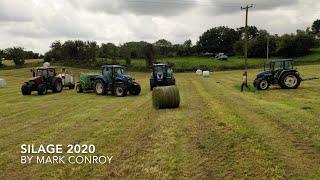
[0,65,320,179]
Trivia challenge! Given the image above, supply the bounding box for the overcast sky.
[0,0,319,53]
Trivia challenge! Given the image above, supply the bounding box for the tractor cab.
[270,59,294,72]
[100,65,132,83]
[31,67,57,82]
[254,59,302,90]
[149,63,175,90]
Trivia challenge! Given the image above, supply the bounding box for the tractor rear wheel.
[130,83,141,95]
[95,80,106,95]
[76,83,83,93]
[21,83,31,95]
[53,79,63,93]
[279,72,301,89]
[256,78,269,90]
[114,84,127,97]
[37,84,47,95]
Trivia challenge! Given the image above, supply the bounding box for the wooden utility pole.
[241,4,253,81]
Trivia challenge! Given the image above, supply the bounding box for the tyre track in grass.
[74,74,209,179]
[197,76,320,178]
[112,75,211,179]
[216,71,320,153]
[190,79,288,179]
[2,84,152,178]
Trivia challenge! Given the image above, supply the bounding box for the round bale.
[152,86,180,109]
[202,71,210,77]
[196,69,202,75]
[0,78,6,88]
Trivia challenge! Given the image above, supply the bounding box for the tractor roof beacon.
[150,63,176,91]
[21,67,63,95]
[76,65,141,97]
[254,59,302,90]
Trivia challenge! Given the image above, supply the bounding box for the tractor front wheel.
[279,72,301,89]
[21,83,31,95]
[95,80,106,95]
[130,83,141,95]
[37,84,47,95]
[256,78,269,90]
[114,84,127,97]
[53,79,63,93]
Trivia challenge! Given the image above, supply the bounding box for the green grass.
[2,48,320,72]
[0,65,320,179]
[97,48,320,72]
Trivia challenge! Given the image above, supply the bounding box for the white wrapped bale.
[152,86,180,109]
[196,69,202,75]
[43,62,50,67]
[0,78,6,88]
[202,71,210,77]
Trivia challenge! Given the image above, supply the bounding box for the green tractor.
[253,59,302,90]
[76,65,141,97]
[150,63,176,90]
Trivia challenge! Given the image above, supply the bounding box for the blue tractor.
[254,59,302,90]
[150,63,176,90]
[95,65,141,96]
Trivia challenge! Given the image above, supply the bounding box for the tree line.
[0,47,43,66]
[1,19,319,67]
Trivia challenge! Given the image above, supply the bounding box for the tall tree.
[237,26,259,40]
[100,43,119,64]
[120,44,132,66]
[0,50,4,67]
[5,47,25,66]
[312,19,320,37]
[143,43,155,69]
[154,39,172,57]
[197,26,240,55]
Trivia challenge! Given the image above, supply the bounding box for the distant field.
[0,65,319,179]
[2,59,44,66]
[2,48,320,72]
[99,48,320,72]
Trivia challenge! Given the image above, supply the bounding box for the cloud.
[68,0,196,16]
[0,0,319,54]
[0,0,33,22]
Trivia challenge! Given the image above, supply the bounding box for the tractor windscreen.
[114,67,125,76]
[154,66,165,73]
[36,69,48,77]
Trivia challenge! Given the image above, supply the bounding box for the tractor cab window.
[271,62,283,71]
[284,61,293,70]
[36,69,48,77]
[48,69,55,77]
[114,67,125,76]
[103,68,111,77]
[154,66,165,73]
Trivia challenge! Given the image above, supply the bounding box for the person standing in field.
[241,71,250,92]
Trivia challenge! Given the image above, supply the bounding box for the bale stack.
[0,78,6,88]
[152,86,180,109]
